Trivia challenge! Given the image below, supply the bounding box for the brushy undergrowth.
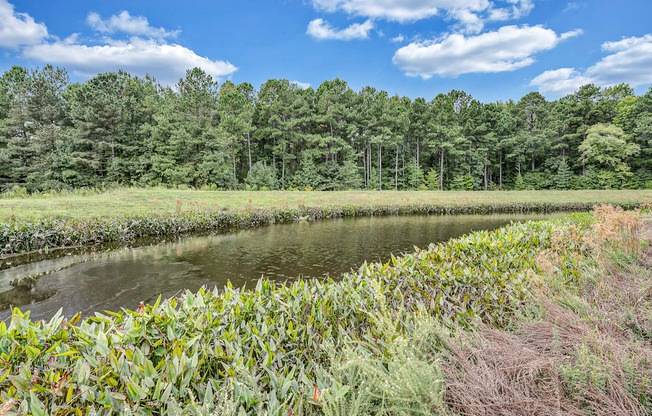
[0,211,595,415]
[0,201,638,255]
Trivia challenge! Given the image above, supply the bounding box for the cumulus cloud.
[307,18,374,40]
[291,80,311,89]
[530,68,591,96]
[309,0,534,32]
[86,11,179,39]
[530,34,652,96]
[22,37,237,85]
[392,25,581,79]
[0,1,236,85]
[0,0,48,48]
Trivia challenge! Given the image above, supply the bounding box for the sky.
[0,0,651,102]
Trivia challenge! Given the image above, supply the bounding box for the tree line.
[0,65,650,192]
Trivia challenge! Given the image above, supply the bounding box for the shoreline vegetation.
[0,206,650,414]
[0,190,649,256]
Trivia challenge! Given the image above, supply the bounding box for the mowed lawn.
[1,188,651,220]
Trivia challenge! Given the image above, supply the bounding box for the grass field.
[1,188,651,219]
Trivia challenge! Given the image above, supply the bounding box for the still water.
[0,213,561,321]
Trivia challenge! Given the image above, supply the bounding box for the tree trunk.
[362,145,367,189]
[416,137,420,188]
[378,143,382,191]
[468,143,472,175]
[395,146,399,191]
[484,158,488,191]
[247,132,252,172]
[232,144,237,184]
[282,155,286,188]
[531,153,535,171]
[440,146,445,190]
[499,151,503,190]
[368,142,372,188]
[401,142,405,188]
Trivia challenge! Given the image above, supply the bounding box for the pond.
[0,212,563,321]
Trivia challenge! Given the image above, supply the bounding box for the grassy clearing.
[1,188,651,219]
[2,206,650,414]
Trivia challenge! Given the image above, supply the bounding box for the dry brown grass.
[439,206,652,415]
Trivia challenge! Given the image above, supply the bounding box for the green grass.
[1,188,651,219]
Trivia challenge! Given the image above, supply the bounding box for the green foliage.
[245,161,278,190]
[1,65,651,192]
[337,160,363,190]
[514,173,525,190]
[579,123,640,182]
[292,157,324,190]
[450,173,474,191]
[554,157,573,190]
[424,168,440,190]
[522,171,550,190]
[0,215,596,413]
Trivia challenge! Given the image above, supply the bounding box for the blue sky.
[1,0,651,102]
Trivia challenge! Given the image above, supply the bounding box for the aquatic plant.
[0,213,595,414]
[0,201,640,255]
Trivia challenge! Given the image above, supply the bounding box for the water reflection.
[0,213,563,321]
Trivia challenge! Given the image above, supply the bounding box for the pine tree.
[424,168,440,190]
[554,157,573,190]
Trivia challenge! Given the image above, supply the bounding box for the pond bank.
[0,201,641,256]
[1,207,647,414]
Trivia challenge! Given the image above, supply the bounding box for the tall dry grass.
[439,205,652,415]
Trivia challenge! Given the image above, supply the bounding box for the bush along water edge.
[0,212,600,414]
[0,201,641,256]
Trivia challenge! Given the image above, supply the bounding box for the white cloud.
[392,25,580,79]
[291,80,311,89]
[86,11,179,39]
[530,34,652,96]
[529,68,591,95]
[311,0,483,22]
[0,2,236,85]
[22,37,237,85]
[560,29,583,40]
[307,18,374,40]
[309,0,534,31]
[0,0,47,49]
[391,34,406,43]
[563,2,586,12]
[488,0,533,21]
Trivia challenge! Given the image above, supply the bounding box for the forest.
[1,65,650,193]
